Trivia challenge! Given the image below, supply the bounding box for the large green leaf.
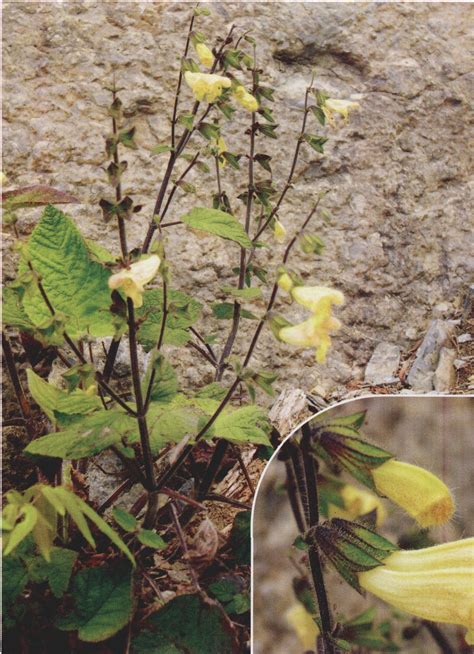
[2,556,28,608]
[22,206,114,337]
[55,564,133,642]
[26,369,101,423]
[131,594,237,654]
[28,547,78,598]
[137,288,202,350]
[212,405,271,446]
[180,207,252,248]
[24,409,136,459]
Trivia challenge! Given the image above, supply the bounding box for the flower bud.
[108,255,160,308]
[371,460,454,527]
[195,42,214,68]
[285,603,319,650]
[277,271,294,293]
[358,538,474,644]
[273,219,287,244]
[328,483,386,527]
[233,85,259,112]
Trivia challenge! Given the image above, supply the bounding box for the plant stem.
[300,423,334,654]
[216,60,257,381]
[422,621,455,654]
[170,502,201,592]
[111,85,128,261]
[2,333,34,439]
[253,83,313,242]
[126,299,155,499]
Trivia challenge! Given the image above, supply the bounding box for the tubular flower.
[233,85,259,112]
[108,255,160,308]
[328,484,387,527]
[273,219,287,244]
[285,603,319,650]
[291,285,344,313]
[322,98,360,125]
[371,460,454,527]
[195,42,214,68]
[184,71,231,103]
[358,538,474,644]
[279,301,342,364]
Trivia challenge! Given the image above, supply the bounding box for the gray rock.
[433,347,456,392]
[364,342,401,385]
[457,333,473,344]
[407,320,457,391]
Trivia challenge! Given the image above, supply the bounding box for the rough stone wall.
[3,2,473,398]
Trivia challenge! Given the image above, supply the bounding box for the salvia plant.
[277,410,473,653]
[2,6,360,653]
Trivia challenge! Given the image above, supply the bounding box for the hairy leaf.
[2,185,78,210]
[56,564,133,642]
[131,594,237,654]
[26,369,101,422]
[212,405,271,446]
[180,207,252,248]
[22,206,114,337]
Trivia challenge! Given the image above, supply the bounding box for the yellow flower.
[372,460,454,527]
[328,484,386,527]
[279,303,342,364]
[195,42,214,68]
[108,255,160,308]
[322,98,360,125]
[274,219,287,244]
[233,85,259,112]
[291,285,344,313]
[277,272,294,293]
[359,538,474,644]
[184,71,231,103]
[285,603,319,650]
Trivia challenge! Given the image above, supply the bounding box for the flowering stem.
[111,85,128,261]
[300,423,334,654]
[253,82,313,242]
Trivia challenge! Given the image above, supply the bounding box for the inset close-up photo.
[253,397,474,653]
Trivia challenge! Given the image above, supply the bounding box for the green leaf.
[212,405,271,446]
[118,126,137,150]
[137,288,202,350]
[137,529,166,549]
[227,511,251,566]
[151,144,173,155]
[85,239,116,264]
[26,369,101,422]
[2,556,28,607]
[142,354,179,404]
[303,134,328,153]
[56,564,133,642]
[77,497,135,566]
[29,547,78,598]
[2,286,35,331]
[112,508,138,533]
[147,399,202,453]
[21,206,114,337]
[25,409,136,460]
[311,106,326,126]
[131,594,236,654]
[3,505,39,557]
[221,286,262,300]
[196,383,227,401]
[180,207,252,248]
[212,302,258,320]
[2,185,78,210]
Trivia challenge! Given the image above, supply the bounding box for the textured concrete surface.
[3,2,474,399]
